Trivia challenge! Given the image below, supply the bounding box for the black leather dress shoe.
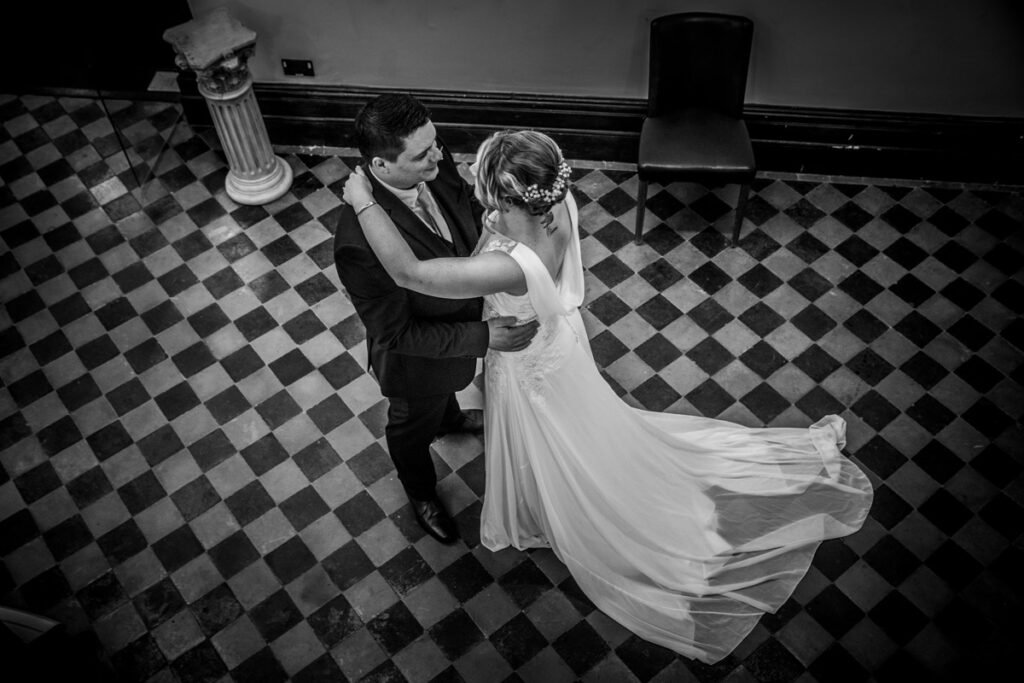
[411,495,459,544]
[440,409,484,436]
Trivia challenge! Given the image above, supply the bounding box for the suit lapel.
[367,169,450,256]
[429,180,471,256]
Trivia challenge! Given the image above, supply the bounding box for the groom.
[333,93,538,544]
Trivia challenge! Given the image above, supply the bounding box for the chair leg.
[634,179,649,244]
[732,183,750,245]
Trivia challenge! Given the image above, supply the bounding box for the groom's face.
[379,120,442,190]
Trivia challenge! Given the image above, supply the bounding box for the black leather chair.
[634,13,756,245]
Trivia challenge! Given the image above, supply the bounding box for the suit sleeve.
[334,210,490,359]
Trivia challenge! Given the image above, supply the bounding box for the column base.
[225,155,293,206]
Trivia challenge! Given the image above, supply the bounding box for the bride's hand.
[343,166,374,208]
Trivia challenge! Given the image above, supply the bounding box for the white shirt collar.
[369,167,422,208]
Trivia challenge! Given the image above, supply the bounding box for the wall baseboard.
[178,76,1023,185]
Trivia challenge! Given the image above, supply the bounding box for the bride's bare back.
[482,200,572,297]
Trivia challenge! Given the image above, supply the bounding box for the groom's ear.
[369,156,388,174]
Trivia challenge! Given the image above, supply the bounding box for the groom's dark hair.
[354,93,432,163]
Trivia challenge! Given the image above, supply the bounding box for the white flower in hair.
[520,161,572,204]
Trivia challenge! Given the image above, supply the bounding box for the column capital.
[164,7,257,96]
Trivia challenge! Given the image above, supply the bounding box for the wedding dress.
[478,191,874,664]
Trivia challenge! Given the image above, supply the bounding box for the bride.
[342,130,873,664]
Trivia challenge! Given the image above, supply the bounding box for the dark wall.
[0,1,191,93]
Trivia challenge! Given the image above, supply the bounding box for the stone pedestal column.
[164,8,292,205]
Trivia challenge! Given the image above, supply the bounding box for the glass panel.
[94,93,185,195]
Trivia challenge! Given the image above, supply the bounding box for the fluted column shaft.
[164,9,292,205]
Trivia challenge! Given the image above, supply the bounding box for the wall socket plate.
[282,59,315,77]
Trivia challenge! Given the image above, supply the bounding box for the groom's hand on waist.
[487,316,539,352]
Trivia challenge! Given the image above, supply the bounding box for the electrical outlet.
[282,59,315,77]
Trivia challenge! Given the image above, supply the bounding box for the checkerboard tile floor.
[1,93,1022,682]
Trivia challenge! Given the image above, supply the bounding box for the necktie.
[415,183,452,242]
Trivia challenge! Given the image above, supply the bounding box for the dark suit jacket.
[333,142,488,399]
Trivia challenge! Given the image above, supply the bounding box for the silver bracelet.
[355,201,378,217]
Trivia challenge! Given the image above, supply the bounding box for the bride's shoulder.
[475,216,518,256]
[478,233,517,255]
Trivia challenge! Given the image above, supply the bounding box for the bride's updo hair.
[473,130,571,216]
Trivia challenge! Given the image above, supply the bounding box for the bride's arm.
[344,169,523,299]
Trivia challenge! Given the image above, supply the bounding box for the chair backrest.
[647,12,753,118]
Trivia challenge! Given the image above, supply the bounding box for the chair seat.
[637,109,756,182]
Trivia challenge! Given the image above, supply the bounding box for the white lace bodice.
[479,193,587,401]
[479,235,538,325]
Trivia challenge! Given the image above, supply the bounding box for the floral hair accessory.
[520,160,572,205]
